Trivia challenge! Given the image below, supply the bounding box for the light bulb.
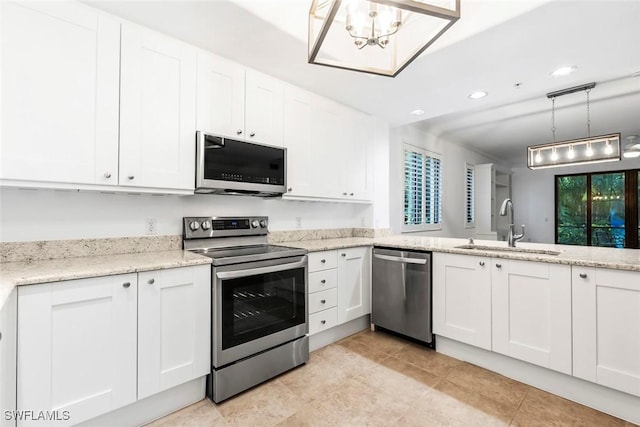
[551,149,559,161]
[586,144,594,157]
[567,145,575,159]
[605,141,613,154]
[534,150,542,163]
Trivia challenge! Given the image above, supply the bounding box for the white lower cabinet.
[491,259,572,374]
[137,267,210,400]
[307,248,371,335]
[17,265,210,426]
[573,267,640,397]
[433,253,492,350]
[1,289,17,427]
[337,247,371,324]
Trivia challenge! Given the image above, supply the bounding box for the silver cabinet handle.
[479,261,485,266]
[321,259,326,263]
[104,172,111,178]
[496,263,502,268]
[122,282,131,288]
[341,253,346,257]
[321,299,326,304]
[373,254,427,265]
[288,187,292,192]
[343,192,347,196]
[579,273,587,279]
[249,132,255,137]
[321,279,326,284]
[321,320,326,325]
[350,193,354,196]
[128,175,134,180]
[148,278,155,284]
[236,129,243,135]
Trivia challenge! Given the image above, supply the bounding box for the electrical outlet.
[145,218,157,235]
[295,217,302,229]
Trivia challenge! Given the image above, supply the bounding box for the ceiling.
[87,0,640,166]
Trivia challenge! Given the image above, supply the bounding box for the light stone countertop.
[285,235,640,272]
[0,250,212,310]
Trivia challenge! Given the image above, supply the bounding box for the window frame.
[464,163,475,229]
[402,143,443,233]
[554,168,639,248]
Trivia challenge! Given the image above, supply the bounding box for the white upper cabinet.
[433,253,492,350]
[196,55,284,147]
[119,24,197,191]
[0,2,120,186]
[245,69,284,147]
[573,267,640,397]
[283,85,316,197]
[343,109,373,201]
[312,98,344,199]
[491,259,572,374]
[196,52,245,138]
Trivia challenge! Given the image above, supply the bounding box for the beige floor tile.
[378,356,441,388]
[337,337,390,363]
[394,383,510,427]
[391,343,462,377]
[145,399,227,427]
[215,379,303,427]
[444,362,529,410]
[346,330,410,355]
[278,352,350,403]
[511,387,627,427]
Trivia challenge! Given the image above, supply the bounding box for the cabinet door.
[17,275,137,426]
[137,266,211,400]
[245,69,284,147]
[433,253,492,350]
[0,290,17,427]
[573,267,640,397]
[313,98,344,199]
[283,85,316,197]
[120,24,196,190]
[0,2,120,185]
[344,110,372,201]
[196,52,245,138]
[492,259,571,374]
[337,247,371,324]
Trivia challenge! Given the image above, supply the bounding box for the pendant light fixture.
[308,0,460,77]
[527,82,621,169]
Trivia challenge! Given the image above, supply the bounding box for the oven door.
[212,255,308,367]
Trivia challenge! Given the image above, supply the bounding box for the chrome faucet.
[499,198,525,247]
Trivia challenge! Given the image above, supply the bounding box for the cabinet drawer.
[309,288,338,314]
[308,251,337,272]
[309,307,338,335]
[309,269,337,293]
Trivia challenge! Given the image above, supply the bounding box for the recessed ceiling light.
[410,109,425,116]
[550,66,577,77]
[468,91,488,100]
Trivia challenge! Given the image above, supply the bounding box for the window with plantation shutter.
[465,164,475,227]
[403,144,442,231]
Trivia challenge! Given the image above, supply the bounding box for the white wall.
[389,124,502,237]
[512,157,640,244]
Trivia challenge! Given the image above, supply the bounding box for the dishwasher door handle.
[373,254,428,265]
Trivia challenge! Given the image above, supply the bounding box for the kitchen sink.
[453,244,562,256]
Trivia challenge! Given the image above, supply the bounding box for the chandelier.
[308,0,460,77]
[527,83,621,169]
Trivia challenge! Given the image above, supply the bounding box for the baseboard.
[77,377,205,427]
[437,336,640,425]
[309,315,370,352]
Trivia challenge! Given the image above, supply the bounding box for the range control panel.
[183,216,268,239]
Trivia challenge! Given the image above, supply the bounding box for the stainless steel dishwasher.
[371,247,434,347]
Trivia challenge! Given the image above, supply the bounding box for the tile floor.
[147,330,637,426]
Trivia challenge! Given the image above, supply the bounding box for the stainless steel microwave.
[195,132,286,197]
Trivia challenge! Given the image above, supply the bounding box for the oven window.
[221,267,305,350]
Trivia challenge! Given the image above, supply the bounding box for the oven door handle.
[216,260,307,280]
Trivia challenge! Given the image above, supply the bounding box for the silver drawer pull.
[122,282,131,288]
[320,320,326,325]
[341,253,346,257]
[479,261,485,266]
[321,259,326,263]
[496,263,502,268]
[148,278,155,284]
[579,273,587,279]
[321,299,326,304]
[321,279,326,284]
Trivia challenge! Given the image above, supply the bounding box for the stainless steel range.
[183,216,309,402]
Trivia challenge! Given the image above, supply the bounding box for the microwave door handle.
[216,260,307,280]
